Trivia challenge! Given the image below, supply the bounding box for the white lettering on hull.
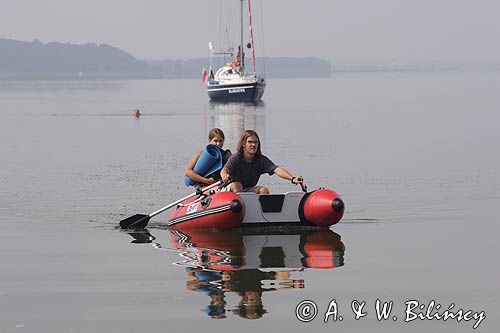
[229,88,245,94]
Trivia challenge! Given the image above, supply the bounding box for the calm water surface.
[0,73,498,332]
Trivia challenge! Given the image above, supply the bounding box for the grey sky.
[2,0,499,61]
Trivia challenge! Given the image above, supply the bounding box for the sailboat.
[204,0,266,102]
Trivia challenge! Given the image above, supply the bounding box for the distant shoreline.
[1,38,498,80]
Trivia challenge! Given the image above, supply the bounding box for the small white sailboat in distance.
[204,0,266,102]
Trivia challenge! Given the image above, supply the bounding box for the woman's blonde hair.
[208,128,225,140]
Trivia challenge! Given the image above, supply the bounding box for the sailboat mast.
[240,0,244,74]
[247,0,256,73]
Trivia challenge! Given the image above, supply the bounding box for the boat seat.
[258,194,285,213]
[239,191,305,224]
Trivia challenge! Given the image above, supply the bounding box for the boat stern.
[168,192,245,230]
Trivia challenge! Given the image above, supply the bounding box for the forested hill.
[2,38,496,80]
[0,38,160,79]
[0,38,332,79]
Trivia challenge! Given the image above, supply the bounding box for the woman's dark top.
[223,153,278,189]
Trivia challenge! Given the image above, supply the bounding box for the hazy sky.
[2,0,499,61]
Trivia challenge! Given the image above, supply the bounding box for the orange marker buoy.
[132,108,141,117]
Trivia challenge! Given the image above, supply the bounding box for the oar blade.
[119,214,150,229]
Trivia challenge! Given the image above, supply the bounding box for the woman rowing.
[221,130,303,194]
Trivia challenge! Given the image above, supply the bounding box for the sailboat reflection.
[204,101,266,150]
[128,228,345,319]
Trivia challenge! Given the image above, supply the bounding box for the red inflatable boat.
[167,186,345,230]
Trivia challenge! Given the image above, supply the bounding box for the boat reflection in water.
[204,101,266,151]
[128,227,345,319]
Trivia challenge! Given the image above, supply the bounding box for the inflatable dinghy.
[167,186,345,230]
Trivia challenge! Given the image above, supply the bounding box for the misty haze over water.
[0,71,498,332]
[0,0,499,331]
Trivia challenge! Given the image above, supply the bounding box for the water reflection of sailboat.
[128,228,345,319]
[204,101,266,151]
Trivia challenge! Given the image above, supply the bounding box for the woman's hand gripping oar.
[291,175,307,193]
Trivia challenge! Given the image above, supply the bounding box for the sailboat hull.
[207,81,266,102]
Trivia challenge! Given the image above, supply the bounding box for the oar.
[119,180,223,229]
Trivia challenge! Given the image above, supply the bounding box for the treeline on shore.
[0,38,330,80]
[0,38,160,79]
[2,38,497,80]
